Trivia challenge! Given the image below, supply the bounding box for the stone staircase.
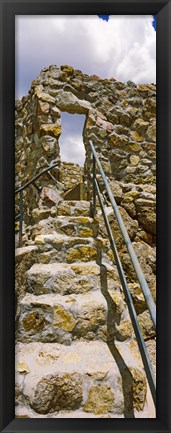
[15,200,154,418]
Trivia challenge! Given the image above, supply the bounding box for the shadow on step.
[99,260,135,418]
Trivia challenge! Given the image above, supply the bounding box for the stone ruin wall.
[59,161,84,196]
[15,65,156,345]
[15,64,156,232]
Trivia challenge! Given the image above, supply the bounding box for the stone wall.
[15,64,156,236]
[59,162,84,194]
[15,63,156,296]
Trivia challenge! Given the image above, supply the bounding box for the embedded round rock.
[31,373,83,414]
[83,384,114,415]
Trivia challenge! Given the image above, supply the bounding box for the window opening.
[59,112,86,167]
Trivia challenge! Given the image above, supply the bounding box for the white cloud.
[15,15,156,98]
[59,113,86,166]
[59,134,86,166]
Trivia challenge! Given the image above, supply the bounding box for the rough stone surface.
[32,373,83,414]
[30,215,98,239]
[15,65,156,236]
[59,161,84,195]
[15,65,156,418]
[138,311,156,341]
[66,245,97,263]
[130,368,147,411]
[15,246,38,316]
[16,340,149,416]
[53,305,77,331]
[121,241,156,302]
[145,339,156,376]
[17,291,108,343]
[128,283,146,314]
[55,90,91,114]
[26,262,101,295]
[116,320,133,341]
[39,187,61,207]
[97,205,138,252]
[83,384,114,414]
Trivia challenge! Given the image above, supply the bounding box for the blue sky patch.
[152,16,156,30]
[98,15,110,22]
[98,15,156,30]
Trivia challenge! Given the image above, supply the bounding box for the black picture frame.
[0,0,170,432]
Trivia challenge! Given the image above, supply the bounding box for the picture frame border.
[0,0,171,432]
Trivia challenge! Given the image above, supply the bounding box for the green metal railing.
[89,140,156,406]
[15,163,59,247]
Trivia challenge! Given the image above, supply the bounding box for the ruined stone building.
[15,65,156,418]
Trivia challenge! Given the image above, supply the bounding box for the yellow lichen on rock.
[79,227,93,237]
[53,305,77,331]
[70,263,100,275]
[130,155,140,166]
[127,142,141,152]
[66,246,97,263]
[83,384,114,414]
[22,312,46,332]
[130,131,144,142]
[39,124,61,138]
[130,367,147,411]
[116,320,133,340]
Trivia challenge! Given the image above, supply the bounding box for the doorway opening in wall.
[59,112,86,166]
[59,112,86,200]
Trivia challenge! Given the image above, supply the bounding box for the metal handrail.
[15,162,59,246]
[89,140,156,405]
[89,141,156,328]
[15,162,59,194]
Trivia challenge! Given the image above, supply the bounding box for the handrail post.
[19,190,23,247]
[93,155,96,217]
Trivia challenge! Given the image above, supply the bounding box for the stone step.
[15,405,125,418]
[57,200,90,217]
[16,340,149,417]
[15,246,39,308]
[34,233,98,263]
[17,291,113,344]
[26,261,120,296]
[15,404,155,418]
[29,215,98,240]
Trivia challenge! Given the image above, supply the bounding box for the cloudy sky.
[15,15,156,165]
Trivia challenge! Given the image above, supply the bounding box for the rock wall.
[15,64,156,349]
[59,161,84,194]
[15,64,156,237]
